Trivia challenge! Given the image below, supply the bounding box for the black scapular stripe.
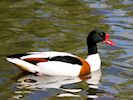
[49,56,82,65]
[6,54,29,58]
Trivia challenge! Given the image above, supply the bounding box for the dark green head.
[87,30,115,55]
[87,30,106,44]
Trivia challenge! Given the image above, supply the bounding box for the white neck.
[85,53,101,72]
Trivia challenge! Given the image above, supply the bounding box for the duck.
[6,30,115,76]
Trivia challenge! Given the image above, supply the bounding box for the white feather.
[37,61,82,76]
[6,58,40,73]
[85,53,101,72]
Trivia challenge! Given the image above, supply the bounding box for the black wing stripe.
[49,56,82,65]
[6,53,29,59]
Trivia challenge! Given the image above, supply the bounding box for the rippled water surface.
[0,0,133,100]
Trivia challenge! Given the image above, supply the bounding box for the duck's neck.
[87,43,98,55]
[86,43,101,72]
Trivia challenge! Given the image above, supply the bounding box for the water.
[0,0,133,99]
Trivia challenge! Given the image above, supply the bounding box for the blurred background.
[0,0,133,99]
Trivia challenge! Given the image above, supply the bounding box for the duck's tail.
[6,54,40,73]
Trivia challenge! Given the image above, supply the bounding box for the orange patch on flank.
[24,58,48,62]
[77,57,90,76]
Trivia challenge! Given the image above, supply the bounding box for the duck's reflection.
[15,70,102,98]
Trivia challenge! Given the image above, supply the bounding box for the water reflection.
[13,70,101,99]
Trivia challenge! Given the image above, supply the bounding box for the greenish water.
[0,0,133,99]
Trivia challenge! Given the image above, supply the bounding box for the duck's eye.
[99,33,104,37]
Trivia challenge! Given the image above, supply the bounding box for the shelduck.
[6,30,115,76]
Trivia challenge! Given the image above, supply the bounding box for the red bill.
[103,33,116,46]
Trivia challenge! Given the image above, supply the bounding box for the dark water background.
[0,0,133,100]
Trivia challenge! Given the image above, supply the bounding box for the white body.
[6,51,101,76]
[37,61,81,76]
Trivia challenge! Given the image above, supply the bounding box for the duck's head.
[87,30,115,45]
[87,30,115,55]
